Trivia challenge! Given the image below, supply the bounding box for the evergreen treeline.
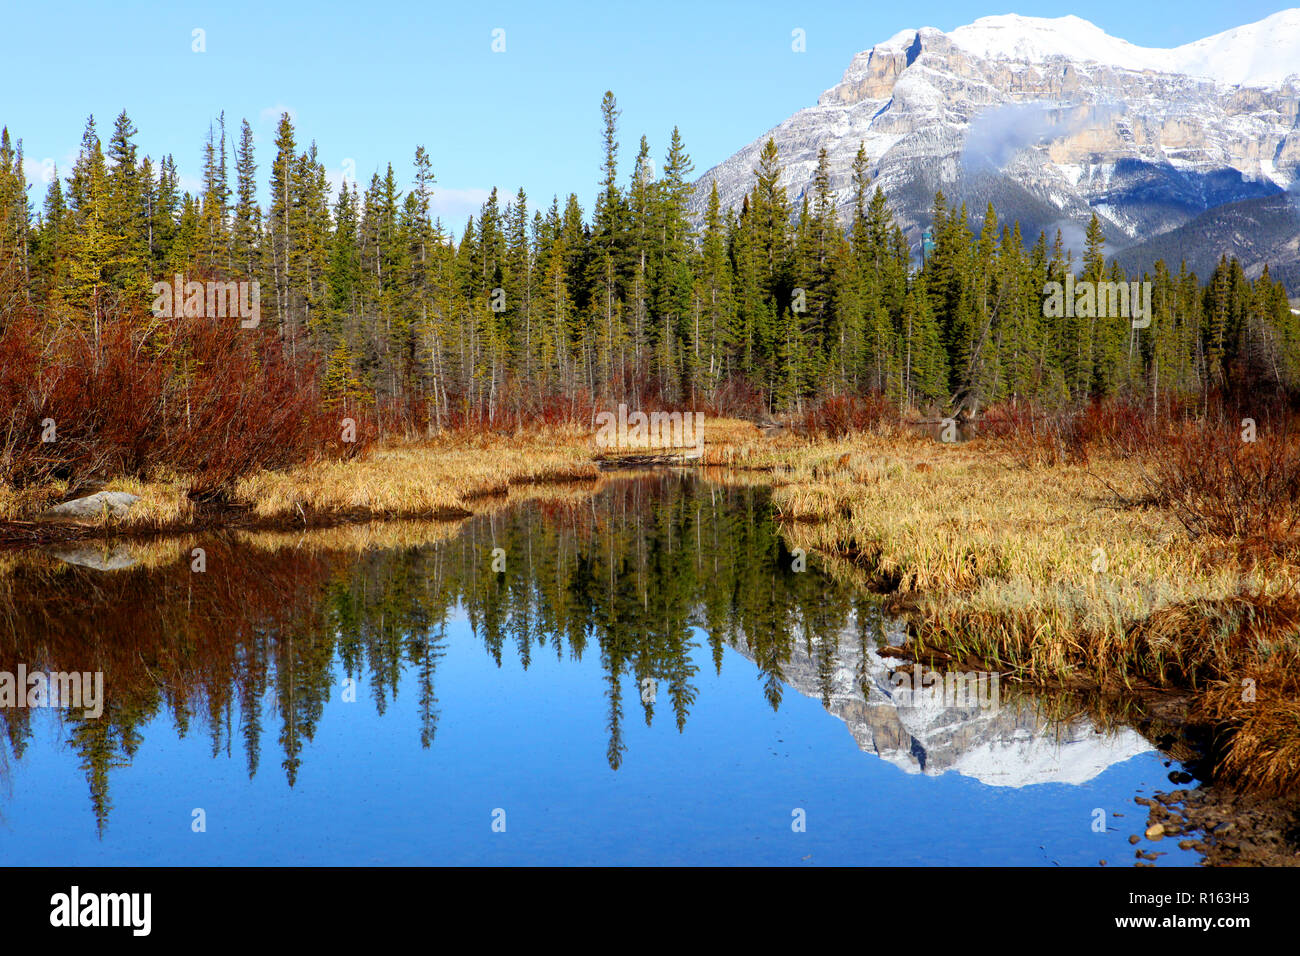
[2,96,1297,426]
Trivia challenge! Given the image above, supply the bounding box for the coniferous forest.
[1,92,1297,441]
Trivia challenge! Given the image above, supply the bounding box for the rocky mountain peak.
[693,10,1300,288]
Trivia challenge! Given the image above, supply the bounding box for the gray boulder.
[42,491,141,520]
[47,544,140,571]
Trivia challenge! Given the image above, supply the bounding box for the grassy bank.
[748,420,1300,795]
[0,416,779,542]
[0,425,602,542]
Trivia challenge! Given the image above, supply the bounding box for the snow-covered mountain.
[937,11,1300,88]
[693,11,1300,283]
[731,615,1152,787]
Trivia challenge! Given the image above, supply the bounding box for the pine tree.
[266,113,298,343]
[0,127,31,310]
[232,119,259,278]
[66,116,114,339]
[31,168,67,307]
[150,155,179,272]
[198,113,231,275]
[697,181,734,396]
[103,111,150,300]
[6,105,1298,431]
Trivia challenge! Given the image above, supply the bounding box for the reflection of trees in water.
[0,474,868,832]
[0,542,341,833]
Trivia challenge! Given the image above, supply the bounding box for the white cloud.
[430,187,492,226]
[324,159,357,201]
[315,175,489,226]
[21,147,79,190]
[259,104,297,125]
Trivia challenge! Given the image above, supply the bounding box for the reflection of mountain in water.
[734,614,1151,787]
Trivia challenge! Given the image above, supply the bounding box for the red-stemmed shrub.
[800,393,897,440]
[0,303,369,502]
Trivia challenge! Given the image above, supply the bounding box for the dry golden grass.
[0,424,600,536]
[0,416,793,533]
[239,430,598,521]
[0,482,59,521]
[765,432,1279,647]
[747,428,1300,791]
[1203,693,1300,794]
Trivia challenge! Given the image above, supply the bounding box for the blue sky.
[2,1,1288,226]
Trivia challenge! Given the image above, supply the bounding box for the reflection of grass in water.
[0,481,610,582]
[994,681,1200,764]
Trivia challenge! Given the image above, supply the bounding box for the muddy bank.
[1135,787,1300,867]
[877,642,1300,866]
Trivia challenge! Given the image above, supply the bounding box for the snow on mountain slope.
[1152,9,1300,88]
[939,11,1300,88]
[691,10,1300,281]
[730,617,1153,788]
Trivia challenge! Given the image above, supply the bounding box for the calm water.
[0,475,1199,865]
